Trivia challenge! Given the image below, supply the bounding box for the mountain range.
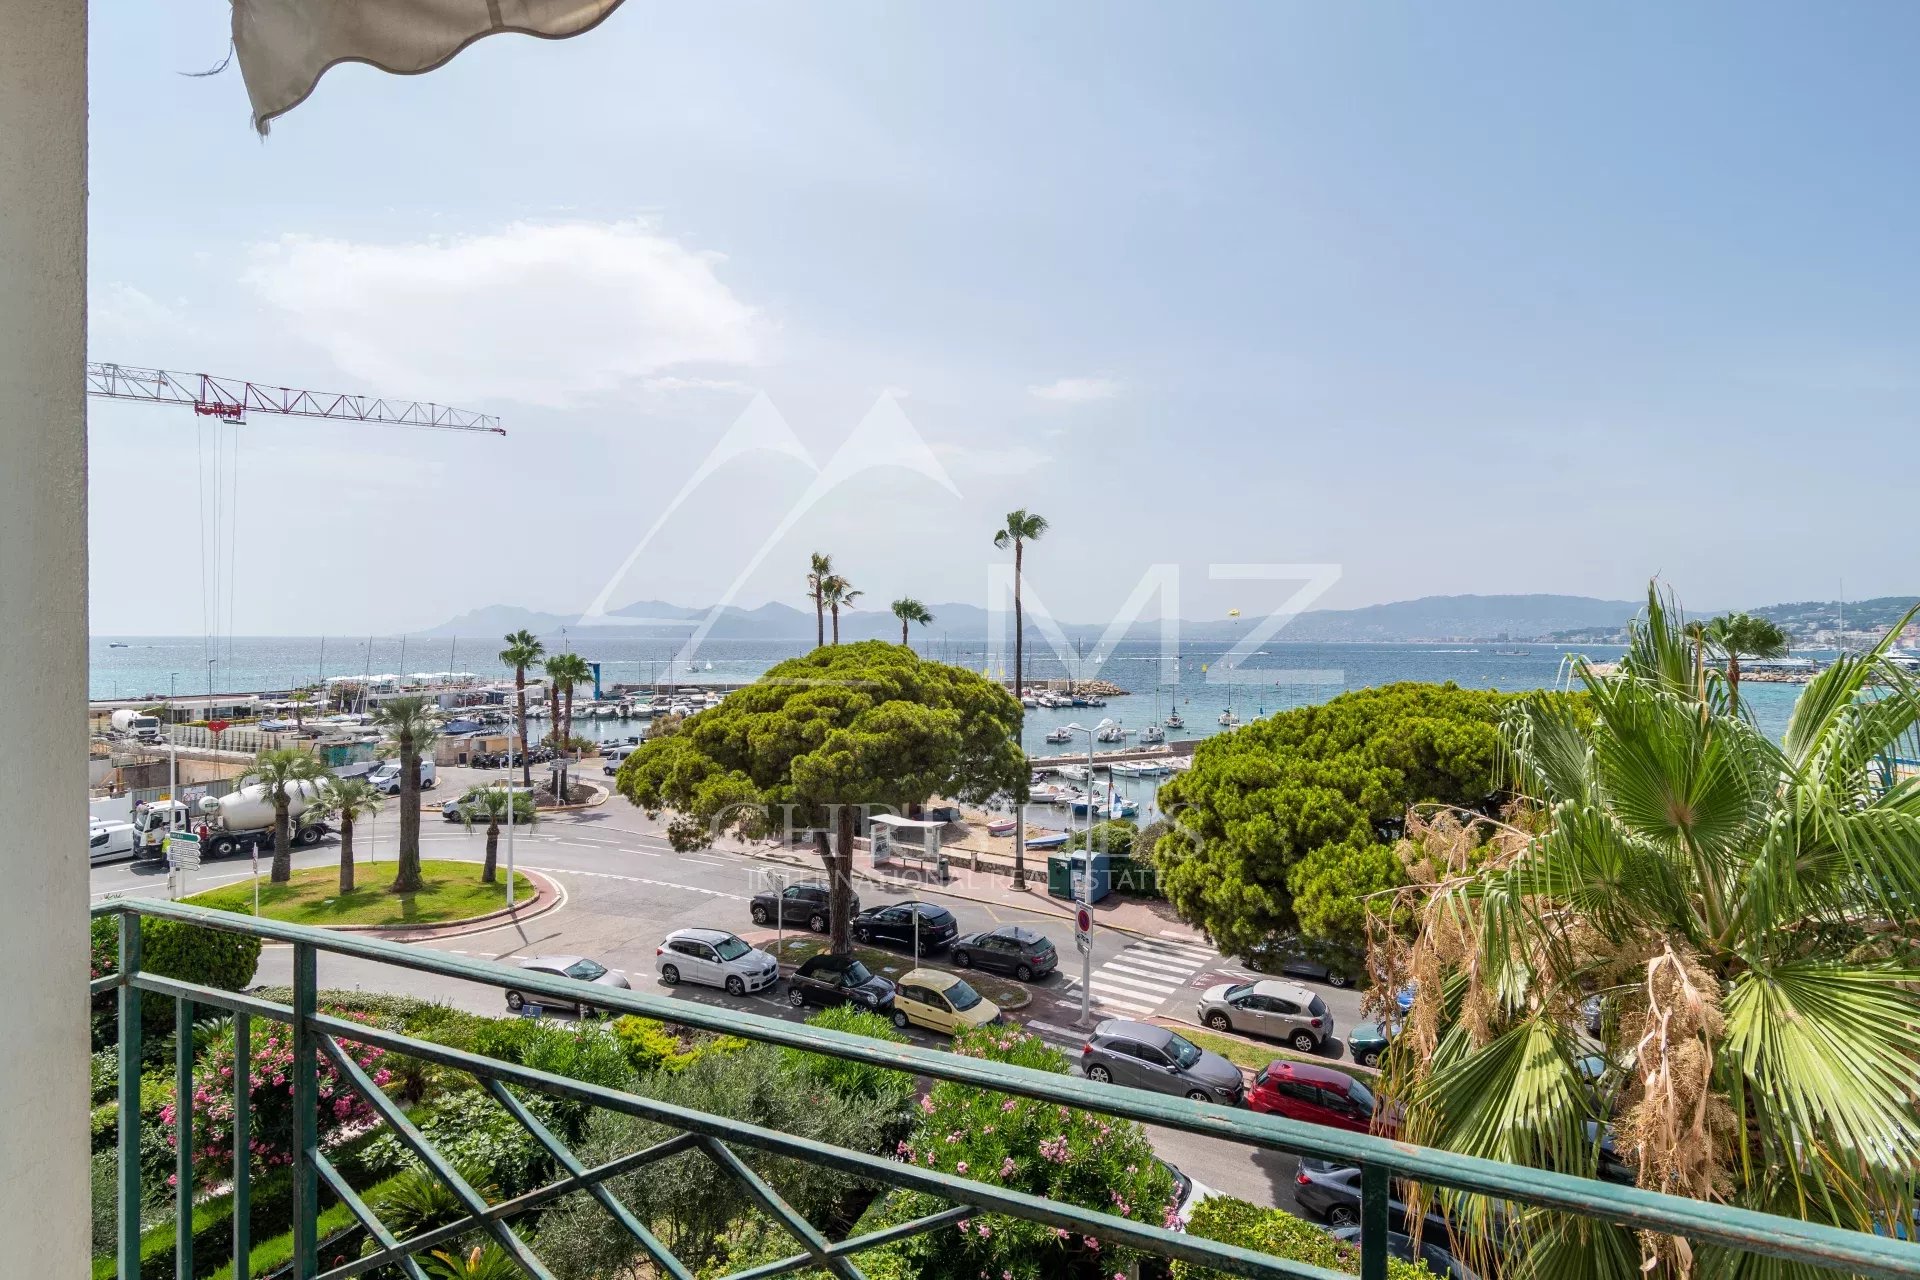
[423,593,1653,643]
[423,592,1919,645]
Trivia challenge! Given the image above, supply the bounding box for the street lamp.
[1061,718,1115,1026]
[167,673,179,834]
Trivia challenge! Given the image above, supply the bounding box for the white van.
[369,759,438,795]
[603,743,639,775]
[89,819,138,865]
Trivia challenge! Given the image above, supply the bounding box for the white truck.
[130,780,331,860]
[109,709,164,743]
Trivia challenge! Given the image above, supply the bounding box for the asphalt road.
[91,779,1364,1212]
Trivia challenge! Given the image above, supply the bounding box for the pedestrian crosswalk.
[1055,935,1217,1021]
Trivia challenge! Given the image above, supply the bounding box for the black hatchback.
[851,901,957,955]
[950,925,1057,981]
[784,953,895,1013]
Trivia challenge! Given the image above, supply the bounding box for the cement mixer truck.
[130,779,332,860]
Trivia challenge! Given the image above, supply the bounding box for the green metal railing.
[95,898,1920,1280]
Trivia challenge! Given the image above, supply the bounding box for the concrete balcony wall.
[0,2,90,1274]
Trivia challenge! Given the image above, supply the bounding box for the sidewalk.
[712,836,1205,945]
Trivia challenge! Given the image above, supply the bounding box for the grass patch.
[764,936,1033,1010]
[182,861,534,928]
[1169,1023,1341,1074]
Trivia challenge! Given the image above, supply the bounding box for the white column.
[0,2,89,1274]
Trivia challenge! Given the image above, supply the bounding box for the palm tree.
[370,695,439,893]
[820,573,862,644]
[1703,610,1791,713]
[316,775,382,895]
[806,552,834,650]
[288,689,313,731]
[992,509,1048,696]
[499,629,546,790]
[544,652,593,796]
[891,597,934,646]
[1373,586,1920,1280]
[240,747,327,883]
[452,785,537,884]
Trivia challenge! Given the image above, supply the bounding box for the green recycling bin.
[1045,851,1111,903]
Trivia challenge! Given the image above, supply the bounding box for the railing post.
[176,994,195,1278]
[117,912,144,1280]
[291,942,318,1277]
[233,1012,252,1280]
[1360,1163,1389,1280]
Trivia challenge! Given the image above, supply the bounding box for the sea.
[92,634,1805,778]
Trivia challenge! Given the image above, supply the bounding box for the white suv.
[656,928,780,997]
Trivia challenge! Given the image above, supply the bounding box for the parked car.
[748,881,860,933]
[1245,934,1359,988]
[441,785,532,823]
[1080,1019,1244,1105]
[1329,1226,1478,1280]
[950,925,1057,980]
[1248,1060,1393,1135]
[851,901,958,954]
[1348,1019,1397,1069]
[1294,1161,1456,1246]
[504,955,631,1016]
[1195,979,1335,1052]
[1162,1160,1218,1228]
[785,953,895,1013]
[889,968,1002,1035]
[656,928,781,996]
[369,759,437,795]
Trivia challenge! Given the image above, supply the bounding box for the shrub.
[781,1005,916,1108]
[611,1015,748,1076]
[1065,818,1138,858]
[860,1026,1176,1280]
[90,914,264,1044]
[169,1013,390,1176]
[1173,1196,1428,1280]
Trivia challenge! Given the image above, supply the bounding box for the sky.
[85,2,1920,635]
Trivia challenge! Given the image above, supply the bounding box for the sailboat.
[1140,687,1167,743]
[1218,679,1239,727]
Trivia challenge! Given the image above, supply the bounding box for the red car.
[1248,1060,1397,1137]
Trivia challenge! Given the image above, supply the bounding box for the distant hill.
[420,593,1649,642]
[1751,597,1919,641]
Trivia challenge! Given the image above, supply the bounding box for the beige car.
[889,968,1002,1035]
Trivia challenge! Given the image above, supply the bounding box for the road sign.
[520,1002,544,1019]
[208,719,230,736]
[1075,905,1093,936]
[1075,932,1091,956]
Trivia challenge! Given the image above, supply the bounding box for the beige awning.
[231,0,627,133]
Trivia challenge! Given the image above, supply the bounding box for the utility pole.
[167,673,179,834]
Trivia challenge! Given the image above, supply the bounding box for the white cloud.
[1028,375,1121,402]
[90,282,188,339]
[932,440,1052,477]
[242,220,760,408]
[643,376,756,394]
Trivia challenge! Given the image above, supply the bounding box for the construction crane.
[85,362,503,434]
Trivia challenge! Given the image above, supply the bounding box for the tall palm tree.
[891,597,934,646]
[453,785,537,884]
[1374,587,1920,1280]
[821,574,862,644]
[288,689,313,731]
[370,695,439,893]
[992,509,1048,696]
[1703,610,1791,713]
[499,629,546,790]
[806,552,833,650]
[241,747,327,884]
[316,775,382,895]
[544,653,593,796]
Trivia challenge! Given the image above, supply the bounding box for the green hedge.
[90,914,263,1043]
[1173,1196,1428,1280]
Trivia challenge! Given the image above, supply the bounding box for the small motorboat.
[1025,829,1071,850]
[986,817,1018,837]
[1045,727,1072,744]
[1095,724,1127,743]
[1057,764,1091,783]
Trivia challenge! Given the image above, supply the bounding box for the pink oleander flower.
[1084,1236,1100,1251]
[1001,1099,1017,1112]
[999,1157,1015,1178]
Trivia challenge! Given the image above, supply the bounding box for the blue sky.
[86,2,1920,634]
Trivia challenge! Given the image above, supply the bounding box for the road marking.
[1103,959,1192,983]
[531,866,746,900]
[1127,940,1216,964]
[1091,975,1175,1002]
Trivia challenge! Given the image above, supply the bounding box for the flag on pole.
[233,0,628,133]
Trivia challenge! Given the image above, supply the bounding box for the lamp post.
[167,673,179,834]
[1062,718,1115,1026]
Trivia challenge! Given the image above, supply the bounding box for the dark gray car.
[1079,1019,1244,1105]
[505,955,631,1016]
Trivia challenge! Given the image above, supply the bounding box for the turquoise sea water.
[91,634,1803,758]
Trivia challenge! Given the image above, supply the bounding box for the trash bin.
[1046,851,1111,903]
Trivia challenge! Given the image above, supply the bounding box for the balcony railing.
[94,898,1920,1280]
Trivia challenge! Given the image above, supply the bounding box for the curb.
[714,840,1200,947]
[354,868,566,942]
[1149,1013,1379,1078]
